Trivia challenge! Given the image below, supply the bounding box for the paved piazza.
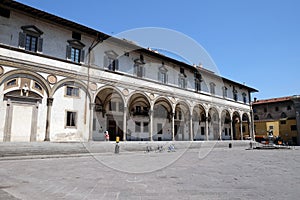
[0,146,299,200]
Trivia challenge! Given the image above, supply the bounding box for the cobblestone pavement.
[0,146,299,200]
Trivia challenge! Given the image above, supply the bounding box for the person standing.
[104,131,110,141]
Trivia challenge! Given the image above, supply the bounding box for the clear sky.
[16,0,300,100]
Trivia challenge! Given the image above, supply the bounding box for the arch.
[153,96,173,141]
[174,101,190,141]
[50,78,91,101]
[208,107,220,140]
[221,109,231,140]
[127,92,151,141]
[242,113,251,140]
[93,86,125,141]
[94,85,125,104]
[0,69,51,96]
[232,111,241,140]
[192,104,206,141]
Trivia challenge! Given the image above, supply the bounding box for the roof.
[1,0,258,93]
[253,96,292,105]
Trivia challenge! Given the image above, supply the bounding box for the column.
[172,112,175,141]
[189,114,193,141]
[44,97,53,141]
[205,116,209,141]
[149,109,153,141]
[230,120,234,140]
[240,121,243,140]
[89,103,95,141]
[219,120,222,141]
[123,107,127,141]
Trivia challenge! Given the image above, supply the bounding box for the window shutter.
[134,64,137,74]
[166,74,168,84]
[80,49,85,62]
[143,67,145,77]
[158,72,161,81]
[66,45,72,59]
[37,37,43,52]
[18,32,26,48]
[115,59,119,70]
[103,55,108,68]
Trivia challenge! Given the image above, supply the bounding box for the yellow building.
[252,96,300,145]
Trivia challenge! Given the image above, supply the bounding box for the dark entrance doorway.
[107,120,123,141]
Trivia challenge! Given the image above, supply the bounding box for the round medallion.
[47,75,57,84]
[0,66,3,75]
[122,89,129,96]
[89,82,97,91]
[149,93,155,100]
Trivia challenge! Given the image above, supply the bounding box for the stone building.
[0,1,257,142]
[252,96,300,145]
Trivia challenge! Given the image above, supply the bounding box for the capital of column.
[47,98,54,106]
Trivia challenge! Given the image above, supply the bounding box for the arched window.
[281,112,287,118]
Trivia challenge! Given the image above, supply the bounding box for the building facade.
[0,1,257,142]
[252,96,300,145]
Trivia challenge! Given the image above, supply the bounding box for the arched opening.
[94,87,124,141]
[221,110,231,140]
[174,102,190,141]
[192,104,206,141]
[242,113,251,140]
[232,112,241,140]
[208,107,219,140]
[153,97,172,141]
[127,93,150,141]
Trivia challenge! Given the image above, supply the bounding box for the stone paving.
[0,142,299,200]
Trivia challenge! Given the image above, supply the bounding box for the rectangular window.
[179,78,186,88]
[66,86,79,97]
[291,125,297,131]
[118,102,124,112]
[109,102,117,111]
[66,111,76,127]
[137,65,144,77]
[25,35,37,52]
[201,127,205,135]
[195,80,201,92]
[287,106,291,110]
[160,72,167,84]
[71,47,81,63]
[223,87,228,97]
[135,122,141,132]
[143,122,149,132]
[280,120,286,125]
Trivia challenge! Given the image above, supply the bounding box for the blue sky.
[16,0,300,100]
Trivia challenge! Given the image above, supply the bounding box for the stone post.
[149,109,153,141]
[89,103,95,141]
[44,97,53,141]
[190,114,193,141]
[123,107,127,141]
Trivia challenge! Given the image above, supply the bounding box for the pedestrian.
[104,131,109,141]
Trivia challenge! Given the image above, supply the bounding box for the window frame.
[65,86,80,98]
[66,40,85,63]
[65,110,77,128]
[19,25,43,53]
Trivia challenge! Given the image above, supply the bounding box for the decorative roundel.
[89,82,97,91]
[47,75,57,84]
[0,66,4,75]
[149,93,155,100]
[122,88,129,96]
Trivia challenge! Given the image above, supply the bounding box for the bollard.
[229,143,232,148]
[115,136,120,154]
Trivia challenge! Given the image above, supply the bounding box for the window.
[143,122,149,132]
[19,25,43,52]
[136,65,144,78]
[254,115,259,120]
[291,125,297,131]
[210,82,216,95]
[34,82,42,91]
[242,93,247,104]
[180,68,185,74]
[178,76,186,89]
[287,106,291,110]
[66,86,79,97]
[233,88,238,101]
[158,70,167,84]
[201,127,205,135]
[66,111,77,127]
[280,120,286,125]
[135,122,141,132]
[275,107,279,112]
[281,112,287,118]
[118,102,124,112]
[264,108,267,113]
[109,102,117,111]
[267,114,273,119]
[7,79,17,86]
[104,50,119,71]
[66,40,85,63]
[222,87,228,98]
[195,80,201,92]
